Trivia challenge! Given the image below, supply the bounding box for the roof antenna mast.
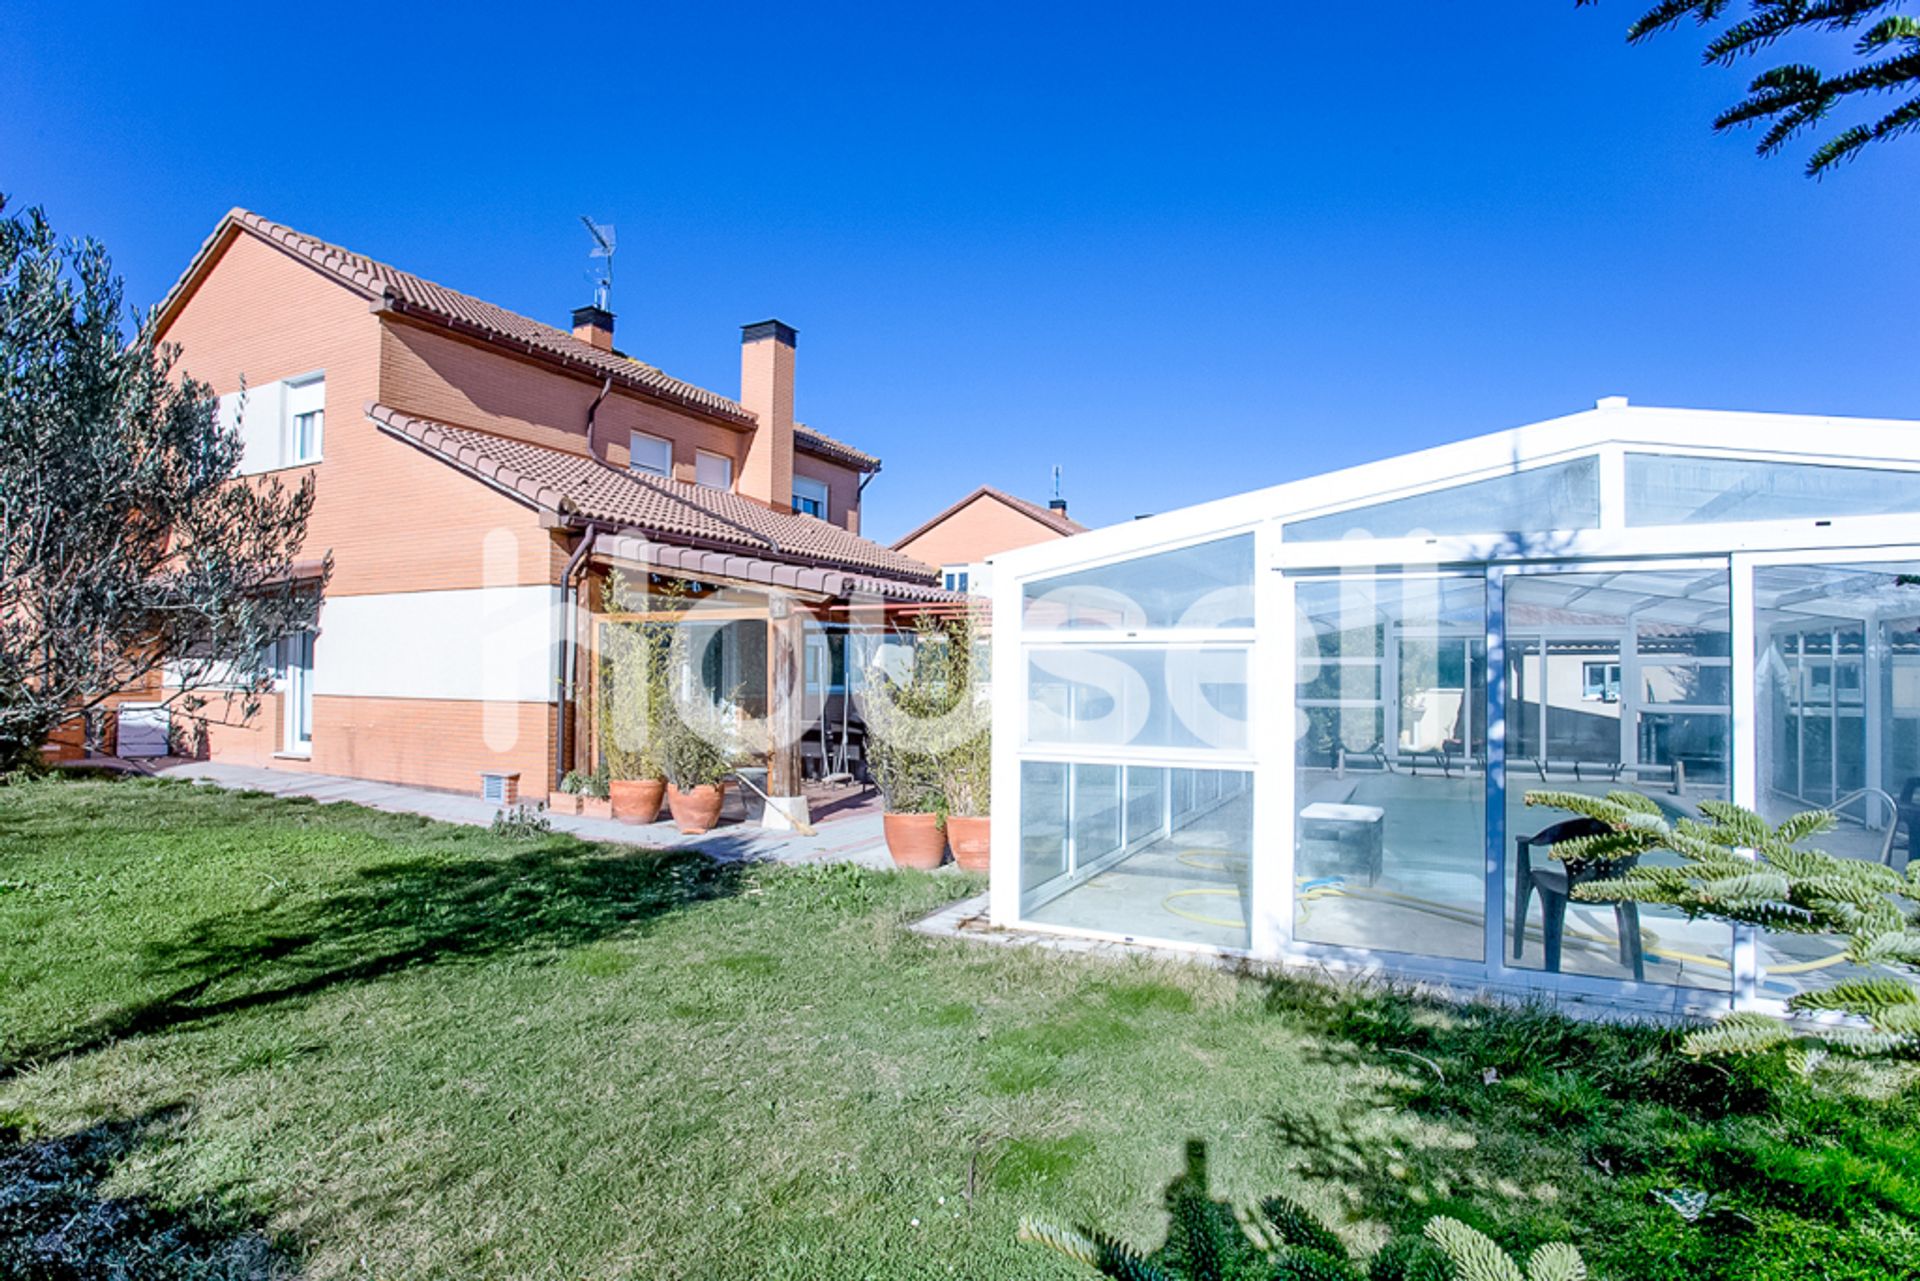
[1052,464,1063,502]
[580,215,616,311]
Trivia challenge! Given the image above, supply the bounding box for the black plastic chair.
[1513,817,1646,982]
[1895,778,1920,872]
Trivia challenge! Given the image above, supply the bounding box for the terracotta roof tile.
[368,403,937,585]
[984,485,1087,535]
[595,533,963,604]
[793,422,880,471]
[167,210,882,469]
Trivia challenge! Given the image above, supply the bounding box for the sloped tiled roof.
[892,484,1086,551]
[794,422,879,471]
[593,533,963,604]
[368,403,937,585]
[161,210,881,468]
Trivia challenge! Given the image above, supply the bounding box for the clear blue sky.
[4,1,1914,541]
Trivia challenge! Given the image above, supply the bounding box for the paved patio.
[156,761,895,869]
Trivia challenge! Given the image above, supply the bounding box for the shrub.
[1527,790,1920,1057]
[489,803,551,839]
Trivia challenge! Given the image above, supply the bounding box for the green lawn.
[3,778,1918,1279]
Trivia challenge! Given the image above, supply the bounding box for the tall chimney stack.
[572,304,615,351]
[738,319,796,511]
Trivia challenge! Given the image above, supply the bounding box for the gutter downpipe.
[585,375,614,456]
[554,520,600,790]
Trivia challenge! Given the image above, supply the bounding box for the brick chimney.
[571,305,615,351]
[1049,497,1069,519]
[738,319,796,511]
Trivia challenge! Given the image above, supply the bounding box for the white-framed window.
[284,375,325,465]
[629,431,671,479]
[944,568,971,593]
[224,372,327,474]
[696,449,733,490]
[1582,660,1622,703]
[793,475,829,518]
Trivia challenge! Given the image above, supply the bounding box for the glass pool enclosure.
[986,400,1920,1016]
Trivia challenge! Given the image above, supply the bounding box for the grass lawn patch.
[3,776,1918,1279]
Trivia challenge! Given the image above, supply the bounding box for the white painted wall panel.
[220,383,286,475]
[312,587,559,703]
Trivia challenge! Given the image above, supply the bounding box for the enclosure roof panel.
[991,401,1920,582]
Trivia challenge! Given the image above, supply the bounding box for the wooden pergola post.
[764,594,811,830]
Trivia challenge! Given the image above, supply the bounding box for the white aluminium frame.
[988,403,1920,1016]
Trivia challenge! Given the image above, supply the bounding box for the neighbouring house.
[990,396,1920,1020]
[893,485,1086,595]
[147,208,953,808]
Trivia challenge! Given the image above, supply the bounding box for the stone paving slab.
[158,761,895,869]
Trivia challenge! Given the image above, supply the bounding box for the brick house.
[894,486,1086,595]
[152,209,951,805]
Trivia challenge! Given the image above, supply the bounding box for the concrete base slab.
[760,794,812,833]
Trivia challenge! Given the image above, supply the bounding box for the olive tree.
[0,199,325,771]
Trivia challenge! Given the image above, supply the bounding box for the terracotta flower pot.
[547,792,582,816]
[883,811,947,870]
[579,796,614,821]
[946,814,991,872]
[610,778,666,824]
[666,782,727,834]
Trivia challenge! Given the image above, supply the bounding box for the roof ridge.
[979,484,1085,534]
[892,484,1085,550]
[227,210,755,418]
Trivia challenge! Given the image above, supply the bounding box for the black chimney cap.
[571,304,614,331]
[741,319,798,347]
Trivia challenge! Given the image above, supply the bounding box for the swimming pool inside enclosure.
[987,404,1920,1016]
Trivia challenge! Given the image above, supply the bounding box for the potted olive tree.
[658,624,742,835]
[861,613,986,870]
[600,573,671,824]
[940,727,991,873]
[936,612,992,872]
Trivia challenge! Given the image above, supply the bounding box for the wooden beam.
[765,597,808,804]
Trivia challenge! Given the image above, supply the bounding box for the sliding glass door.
[1503,566,1731,992]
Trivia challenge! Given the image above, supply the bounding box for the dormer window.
[696,449,733,491]
[793,475,829,518]
[629,431,671,479]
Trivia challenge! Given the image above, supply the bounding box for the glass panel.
[1026,647,1249,752]
[1641,661,1730,706]
[1507,569,1731,990]
[1283,456,1599,543]
[1022,764,1253,950]
[1754,563,1920,1008]
[1626,453,1920,526]
[1294,575,1486,960]
[1019,761,1069,912]
[1125,764,1164,841]
[1022,536,1254,631]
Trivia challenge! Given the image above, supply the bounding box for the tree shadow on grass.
[3,832,749,1080]
[1,1109,297,1279]
[1247,972,1864,1268]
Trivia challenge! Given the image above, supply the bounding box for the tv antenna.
[1051,464,1063,501]
[580,216,616,310]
